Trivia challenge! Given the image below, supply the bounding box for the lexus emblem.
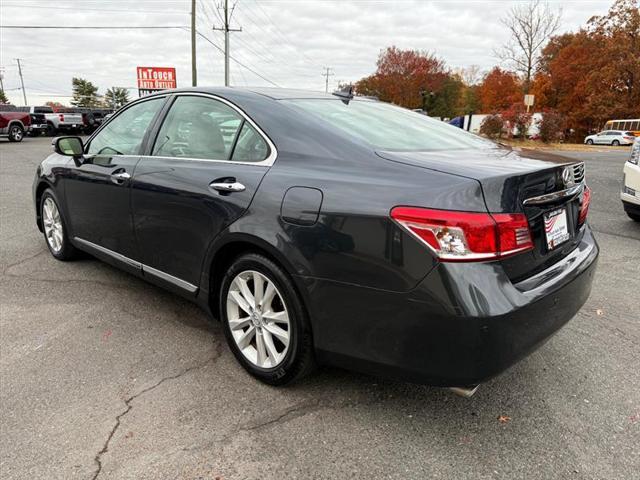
[562,167,574,187]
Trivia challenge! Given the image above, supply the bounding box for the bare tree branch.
[494,0,562,92]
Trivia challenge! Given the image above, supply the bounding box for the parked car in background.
[18,106,83,136]
[32,88,598,394]
[621,139,640,221]
[0,110,31,142]
[584,130,636,146]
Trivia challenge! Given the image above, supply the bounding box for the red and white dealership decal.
[136,67,177,92]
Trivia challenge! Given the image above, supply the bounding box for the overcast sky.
[1,0,613,105]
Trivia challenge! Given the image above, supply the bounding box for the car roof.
[142,86,368,102]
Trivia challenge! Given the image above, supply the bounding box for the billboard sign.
[136,67,176,96]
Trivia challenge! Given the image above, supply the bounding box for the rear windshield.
[284,99,494,151]
[34,107,54,114]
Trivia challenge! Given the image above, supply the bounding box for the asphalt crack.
[90,342,224,480]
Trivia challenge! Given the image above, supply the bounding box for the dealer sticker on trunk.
[544,208,570,250]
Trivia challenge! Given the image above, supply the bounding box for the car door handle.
[111,171,131,184]
[209,181,246,193]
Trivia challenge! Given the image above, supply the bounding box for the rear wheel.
[220,253,315,385]
[40,189,78,260]
[612,140,620,146]
[47,123,57,137]
[8,124,24,142]
[627,211,640,222]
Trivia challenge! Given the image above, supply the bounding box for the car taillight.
[390,207,533,262]
[59,114,64,122]
[578,186,591,225]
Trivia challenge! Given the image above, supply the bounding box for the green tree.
[426,75,464,118]
[0,89,9,104]
[71,77,99,107]
[104,87,130,109]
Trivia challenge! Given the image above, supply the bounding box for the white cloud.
[0,0,613,105]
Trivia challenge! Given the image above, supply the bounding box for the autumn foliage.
[355,47,448,109]
[353,0,639,141]
[478,67,522,112]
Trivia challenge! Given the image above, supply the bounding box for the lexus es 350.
[33,88,598,393]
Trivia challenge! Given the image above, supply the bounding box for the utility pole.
[214,0,242,87]
[0,67,5,92]
[15,58,27,105]
[321,67,334,93]
[191,0,197,86]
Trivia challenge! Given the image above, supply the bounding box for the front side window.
[152,96,245,160]
[87,97,164,156]
[285,99,493,151]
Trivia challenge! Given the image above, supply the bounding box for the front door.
[64,96,166,262]
[131,94,273,291]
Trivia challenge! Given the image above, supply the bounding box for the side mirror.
[53,136,84,158]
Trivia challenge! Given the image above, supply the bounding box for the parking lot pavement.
[1,137,638,480]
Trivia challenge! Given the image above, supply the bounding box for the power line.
[195,30,279,87]
[1,3,188,14]
[0,25,187,30]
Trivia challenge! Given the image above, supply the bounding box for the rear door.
[130,93,274,292]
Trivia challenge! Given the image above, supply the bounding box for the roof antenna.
[332,84,354,104]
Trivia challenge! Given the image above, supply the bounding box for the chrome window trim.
[144,92,278,167]
[73,237,198,293]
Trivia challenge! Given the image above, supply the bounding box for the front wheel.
[627,211,640,222]
[220,253,315,385]
[586,139,594,145]
[40,189,78,260]
[8,124,24,142]
[612,140,620,146]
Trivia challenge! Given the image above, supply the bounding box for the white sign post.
[524,94,535,113]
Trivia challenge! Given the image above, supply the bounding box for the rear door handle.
[111,171,131,184]
[209,181,245,193]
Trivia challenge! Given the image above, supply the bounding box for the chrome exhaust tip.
[449,385,479,398]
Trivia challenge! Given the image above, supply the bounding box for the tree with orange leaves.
[355,46,448,110]
[478,67,522,112]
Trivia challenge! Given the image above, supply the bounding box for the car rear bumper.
[310,227,599,387]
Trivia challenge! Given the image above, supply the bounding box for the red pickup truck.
[0,111,31,142]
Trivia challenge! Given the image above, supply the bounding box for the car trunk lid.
[377,146,588,282]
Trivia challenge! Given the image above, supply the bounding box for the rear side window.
[152,96,243,160]
[231,123,269,162]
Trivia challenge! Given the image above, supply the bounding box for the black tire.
[586,139,594,145]
[612,140,620,146]
[46,123,57,137]
[219,253,315,385]
[627,211,640,222]
[8,124,24,142]
[40,189,78,261]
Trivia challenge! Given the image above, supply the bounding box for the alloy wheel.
[10,126,23,141]
[226,270,291,369]
[43,197,64,253]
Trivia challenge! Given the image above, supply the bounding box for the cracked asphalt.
[1,137,639,480]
